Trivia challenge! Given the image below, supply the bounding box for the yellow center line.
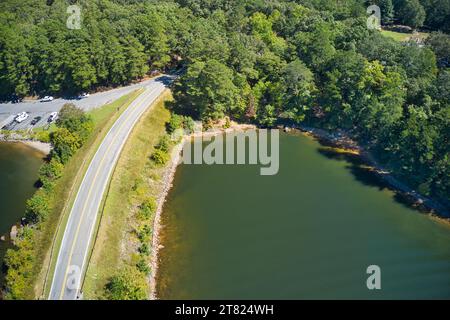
[57,88,155,299]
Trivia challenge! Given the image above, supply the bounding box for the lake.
[156,132,450,299]
[0,142,44,286]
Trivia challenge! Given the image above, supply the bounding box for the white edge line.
[48,86,153,299]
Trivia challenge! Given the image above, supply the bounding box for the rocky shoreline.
[149,123,257,299]
[149,140,184,300]
[149,123,449,299]
[294,125,450,221]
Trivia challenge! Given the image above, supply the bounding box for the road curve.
[48,77,169,300]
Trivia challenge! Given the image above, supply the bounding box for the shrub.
[4,227,36,299]
[166,114,184,134]
[138,198,157,220]
[224,116,231,129]
[25,191,51,224]
[136,258,151,275]
[155,134,171,153]
[137,224,152,242]
[50,128,81,164]
[183,116,195,133]
[138,243,150,256]
[34,130,50,143]
[151,148,169,166]
[105,267,148,300]
[39,158,64,188]
[57,103,94,142]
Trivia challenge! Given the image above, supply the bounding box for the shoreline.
[149,123,256,300]
[0,134,51,155]
[149,139,184,300]
[149,123,449,299]
[19,140,51,155]
[294,125,450,222]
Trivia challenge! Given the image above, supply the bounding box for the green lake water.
[156,132,450,299]
[0,142,44,286]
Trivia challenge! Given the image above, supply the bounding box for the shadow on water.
[317,147,433,214]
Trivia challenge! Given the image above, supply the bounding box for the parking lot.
[0,77,157,131]
[1,111,57,131]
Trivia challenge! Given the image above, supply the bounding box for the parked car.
[78,92,90,99]
[30,116,42,126]
[15,112,29,123]
[48,112,58,123]
[41,95,54,102]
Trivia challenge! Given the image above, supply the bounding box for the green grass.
[83,91,171,299]
[36,89,144,299]
[381,29,429,42]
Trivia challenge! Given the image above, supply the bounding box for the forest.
[0,0,449,205]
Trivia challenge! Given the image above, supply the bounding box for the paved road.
[0,78,157,130]
[48,77,170,300]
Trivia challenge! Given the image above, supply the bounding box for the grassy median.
[83,91,172,299]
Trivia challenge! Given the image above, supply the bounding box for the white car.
[78,92,90,99]
[48,112,58,123]
[15,112,29,123]
[41,95,54,102]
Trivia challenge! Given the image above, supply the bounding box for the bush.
[25,191,51,224]
[155,134,171,153]
[166,114,184,134]
[105,267,148,300]
[167,113,195,134]
[4,227,36,299]
[50,128,81,164]
[223,116,231,129]
[183,116,195,133]
[56,103,94,143]
[151,149,169,166]
[137,224,152,242]
[34,130,50,143]
[39,158,64,188]
[136,258,151,275]
[138,243,150,256]
[138,198,156,220]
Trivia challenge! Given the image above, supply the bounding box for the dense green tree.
[395,0,426,29]
[50,128,82,164]
[38,158,64,189]
[56,103,94,143]
[279,59,316,122]
[420,0,450,32]
[380,0,395,24]
[25,191,51,223]
[174,59,239,120]
[4,227,35,299]
[0,26,32,99]
[293,23,336,70]
[425,32,450,67]
[398,44,437,101]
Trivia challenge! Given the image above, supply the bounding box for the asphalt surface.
[48,77,170,300]
[0,78,156,131]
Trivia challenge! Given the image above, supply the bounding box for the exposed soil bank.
[0,134,51,155]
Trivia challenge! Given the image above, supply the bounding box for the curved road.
[48,77,170,300]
